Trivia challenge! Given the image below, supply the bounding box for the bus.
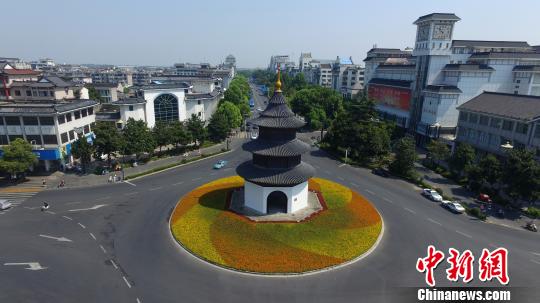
[249,97,255,108]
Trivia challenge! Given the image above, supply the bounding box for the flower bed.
[170,176,382,274]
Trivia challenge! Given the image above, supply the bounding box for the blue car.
[213,160,227,169]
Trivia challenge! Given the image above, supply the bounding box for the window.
[5,116,21,126]
[38,91,48,97]
[184,89,188,94]
[66,113,72,122]
[490,118,501,129]
[197,100,201,105]
[22,117,39,125]
[129,105,134,111]
[479,115,489,126]
[198,112,202,117]
[502,120,514,131]
[515,122,528,135]
[26,135,41,146]
[74,111,81,119]
[39,117,54,125]
[61,132,69,143]
[58,115,65,124]
[26,90,31,97]
[14,90,21,96]
[68,130,75,141]
[83,125,90,134]
[154,93,179,123]
[468,113,479,124]
[50,91,55,97]
[81,108,88,117]
[459,112,468,122]
[515,86,519,89]
[42,135,58,145]
[514,91,518,94]
[516,79,521,83]
[535,124,540,138]
[88,107,93,115]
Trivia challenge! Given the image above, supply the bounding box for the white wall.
[244,181,309,214]
[143,89,186,128]
[119,104,146,124]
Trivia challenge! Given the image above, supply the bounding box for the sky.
[3,0,540,68]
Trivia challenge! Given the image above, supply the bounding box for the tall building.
[268,55,295,71]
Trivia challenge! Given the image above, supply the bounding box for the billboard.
[368,84,411,111]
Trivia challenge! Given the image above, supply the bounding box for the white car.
[422,188,443,202]
[442,200,466,214]
[0,199,12,210]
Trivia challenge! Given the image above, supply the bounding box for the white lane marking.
[210,172,217,176]
[404,207,416,214]
[46,211,56,214]
[338,177,345,181]
[65,201,82,205]
[351,182,360,188]
[313,165,320,169]
[531,259,540,265]
[427,218,442,226]
[365,189,376,196]
[192,177,202,181]
[110,259,118,270]
[124,192,138,196]
[136,298,141,303]
[123,276,132,288]
[532,252,540,257]
[95,196,111,201]
[124,181,137,187]
[4,262,47,271]
[172,181,184,186]
[338,163,346,167]
[68,204,107,212]
[24,206,40,210]
[383,197,394,204]
[99,245,107,253]
[89,233,96,240]
[39,234,72,242]
[148,187,162,191]
[456,230,472,239]
[62,215,73,221]
[78,223,86,229]
[324,170,331,175]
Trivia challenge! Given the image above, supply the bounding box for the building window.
[74,111,81,119]
[5,116,20,126]
[14,90,21,96]
[61,132,69,143]
[197,100,201,105]
[88,107,93,115]
[42,135,58,145]
[459,112,468,122]
[26,135,42,146]
[198,112,202,117]
[516,79,521,83]
[514,91,518,94]
[66,113,72,122]
[26,90,31,97]
[58,115,65,124]
[154,93,179,123]
[515,122,528,135]
[22,116,39,125]
[129,105,134,111]
[83,125,90,134]
[479,115,489,126]
[490,118,501,129]
[69,130,75,141]
[502,120,514,131]
[39,117,54,125]
[468,113,479,124]
[81,108,88,117]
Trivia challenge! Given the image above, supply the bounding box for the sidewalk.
[44,136,245,190]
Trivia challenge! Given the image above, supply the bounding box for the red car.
[477,193,492,203]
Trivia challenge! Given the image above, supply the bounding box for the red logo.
[446,248,474,283]
[416,245,445,287]
[479,248,509,285]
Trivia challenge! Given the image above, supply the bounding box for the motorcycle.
[41,202,50,212]
[525,221,537,232]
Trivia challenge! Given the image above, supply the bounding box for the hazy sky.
[3,0,539,68]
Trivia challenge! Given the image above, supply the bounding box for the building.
[93,83,123,103]
[237,72,315,214]
[0,57,31,70]
[365,13,540,145]
[268,55,295,71]
[0,99,98,171]
[91,70,133,86]
[456,92,540,157]
[132,71,152,85]
[30,58,56,70]
[224,54,236,68]
[5,76,89,101]
[331,56,364,98]
[1,63,42,99]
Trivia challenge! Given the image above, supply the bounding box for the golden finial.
[275,66,282,92]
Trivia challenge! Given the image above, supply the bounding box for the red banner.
[368,84,411,111]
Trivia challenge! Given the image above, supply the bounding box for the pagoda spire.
[275,66,282,92]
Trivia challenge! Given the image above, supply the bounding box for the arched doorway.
[266,191,288,214]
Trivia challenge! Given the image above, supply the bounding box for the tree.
[217,101,242,129]
[290,86,343,133]
[449,143,475,176]
[92,122,122,164]
[224,85,244,105]
[426,140,450,165]
[86,85,103,103]
[72,135,94,173]
[122,118,156,159]
[207,111,230,142]
[152,121,171,153]
[170,121,192,148]
[389,136,417,177]
[0,138,37,178]
[479,154,502,188]
[186,114,206,146]
[502,149,540,203]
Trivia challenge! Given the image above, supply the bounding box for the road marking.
[123,276,132,288]
[531,259,540,265]
[338,163,346,167]
[110,259,118,270]
[46,211,56,214]
[65,201,82,205]
[24,206,40,210]
[78,223,86,229]
[39,234,72,242]
[96,196,111,201]
[173,181,184,186]
[4,262,47,270]
[338,177,345,181]
[383,197,394,204]
[532,252,540,257]
[62,215,73,221]
[191,177,202,181]
[99,245,107,253]
[124,181,136,187]
[68,204,108,212]
[404,207,416,214]
[427,218,442,226]
[365,189,376,196]
[313,165,320,169]
[456,230,472,239]
[89,233,96,240]
[136,298,141,303]
[124,192,138,196]
[350,182,360,188]
[148,187,162,191]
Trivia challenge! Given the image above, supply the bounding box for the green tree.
[0,138,38,178]
[502,149,540,203]
[152,121,171,153]
[122,118,156,159]
[449,143,475,176]
[426,140,450,165]
[186,114,206,146]
[86,85,103,102]
[389,136,417,177]
[207,111,230,142]
[217,101,242,129]
[170,121,192,148]
[72,135,94,173]
[290,86,343,133]
[224,85,244,105]
[92,121,123,164]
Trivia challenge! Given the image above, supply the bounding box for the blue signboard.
[32,149,61,160]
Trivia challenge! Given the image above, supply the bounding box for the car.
[372,168,390,178]
[257,107,263,112]
[477,193,492,204]
[441,200,466,213]
[0,199,12,210]
[421,188,443,202]
[213,160,228,169]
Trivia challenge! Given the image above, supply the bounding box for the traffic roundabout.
[169,176,383,274]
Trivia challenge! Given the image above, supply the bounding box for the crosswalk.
[0,186,43,215]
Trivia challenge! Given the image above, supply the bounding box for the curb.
[167,180,385,278]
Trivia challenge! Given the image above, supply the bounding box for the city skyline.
[3,0,540,68]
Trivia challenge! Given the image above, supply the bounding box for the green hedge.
[525,207,540,219]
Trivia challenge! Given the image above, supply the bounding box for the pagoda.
[236,70,315,214]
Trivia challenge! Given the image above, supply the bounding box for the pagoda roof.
[243,138,310,157]
[249,92,305,129]
[236,161,315,186]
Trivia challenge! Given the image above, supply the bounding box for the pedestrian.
[42,178,46,186]
[113,173,117,183]
[60,179,65,187]
[108,175,113,183]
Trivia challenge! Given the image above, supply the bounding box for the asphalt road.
[1,87,539,303]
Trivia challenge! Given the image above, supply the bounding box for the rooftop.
[368,78,412,88]
[512,65,540,72]
[185,91,220,100]
[376,64,416,70]
[457,92,540,121]
[424,85,462,94]
[414,13,460,24]
[452,40,530,49]
[112,98,146,105]
[469,52,540,60]
[0,99,98,115]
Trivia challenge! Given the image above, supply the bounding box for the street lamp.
[500,141,514,151]
[344,147,351,165]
